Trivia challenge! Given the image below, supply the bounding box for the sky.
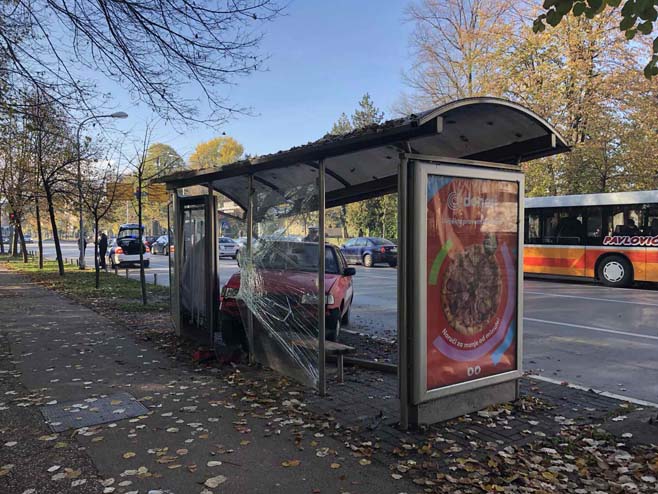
[106,0,415,161]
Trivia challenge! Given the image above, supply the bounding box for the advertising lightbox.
[412,162,524,403]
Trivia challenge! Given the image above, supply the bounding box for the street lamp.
[76,111,128,269]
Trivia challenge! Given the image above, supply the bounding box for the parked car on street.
[220,241,355,342]
[340,237,397,267]
[23,233,33,243]
[151,235,169,255]
[108,224,151,268]
[219,236,239,259]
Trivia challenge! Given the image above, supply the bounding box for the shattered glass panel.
[224,164,322,388]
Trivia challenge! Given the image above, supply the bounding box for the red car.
[220,241,355,342]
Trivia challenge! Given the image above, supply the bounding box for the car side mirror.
[344,267,356,276]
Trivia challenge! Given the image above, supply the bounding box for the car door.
[351,238,363,263]
[342,238,355,263]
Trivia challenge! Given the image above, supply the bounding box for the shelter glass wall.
[238,165,321,389]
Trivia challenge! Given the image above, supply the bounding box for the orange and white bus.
[523,190,658,287]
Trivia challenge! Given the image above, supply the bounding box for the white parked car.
[218,237,239,259]
[108,223,151,268]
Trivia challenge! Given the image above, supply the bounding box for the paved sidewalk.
[4,264,658,494]
[0,266,405,494]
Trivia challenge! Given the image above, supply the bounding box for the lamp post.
[76,111,128,269]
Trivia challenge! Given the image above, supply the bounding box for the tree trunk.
[45,187,65,276]
[0,203,4,255]
[11,221,18,257]
[35,197,44,269]
[340,205,348,238]
[138,182,147,305]
[94,217,100,289]
[16,221,28,263]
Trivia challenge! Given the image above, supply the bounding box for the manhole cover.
[40,392,148,432]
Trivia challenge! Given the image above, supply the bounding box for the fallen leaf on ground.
[281,459,301,467]
[204,475,227,488]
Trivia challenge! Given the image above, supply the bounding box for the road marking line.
[524,317,658,341]
[528,374,658,408]
[525,290,658,308]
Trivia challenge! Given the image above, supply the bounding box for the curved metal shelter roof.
[162,98,569,213]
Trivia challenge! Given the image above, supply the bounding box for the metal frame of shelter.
[162,97,569,428]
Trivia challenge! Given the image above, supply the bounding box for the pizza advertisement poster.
[426,174,519,391]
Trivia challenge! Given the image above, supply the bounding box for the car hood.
[225,269,340,295]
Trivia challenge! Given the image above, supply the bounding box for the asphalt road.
[37,241,658,404]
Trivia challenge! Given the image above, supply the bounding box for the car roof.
[119,223,144,229]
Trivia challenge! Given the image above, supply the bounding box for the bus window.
[608,205,644,236]
[646,207,658,235]
[526,211,541,244]
[586,207,603,245]
[542,211,559,244]
[553,208,584,245]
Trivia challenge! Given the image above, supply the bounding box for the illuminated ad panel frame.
[411,161,524,404]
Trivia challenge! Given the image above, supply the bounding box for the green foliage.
[145,143,185,178]
[351,94,384,129]
[330,94,397,239]
[534,0,658,77]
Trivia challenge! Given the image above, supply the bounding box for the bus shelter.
[161,97,569,428]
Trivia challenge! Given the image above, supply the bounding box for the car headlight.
[222,287,240,298]
[301,293,334,305]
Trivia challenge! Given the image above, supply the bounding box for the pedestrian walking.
[99,232,108,271]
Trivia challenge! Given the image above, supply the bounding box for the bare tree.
[1,0,282,124]
[81,159,122,288]
[28,96,79,275]
[0,114,33,263]
[125,123,181,304]
[405,0,515,106]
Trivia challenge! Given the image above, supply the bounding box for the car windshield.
[118,228,142,239]
[370,237,394,245]
[254,241,339,274]
[219,238,236,244]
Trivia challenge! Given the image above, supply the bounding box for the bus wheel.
[598,255,632,288]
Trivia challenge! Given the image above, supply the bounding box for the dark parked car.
[340,237,397,267]
[151,235,169,255]
[220,241,355,342]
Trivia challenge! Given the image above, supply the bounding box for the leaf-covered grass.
[0,254,169,311]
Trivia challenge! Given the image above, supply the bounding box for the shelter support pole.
[207,185,217,347]
[171,192,182,336]
[398,153,410,430]
[318,159,327,397]
[246,175,255,365]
